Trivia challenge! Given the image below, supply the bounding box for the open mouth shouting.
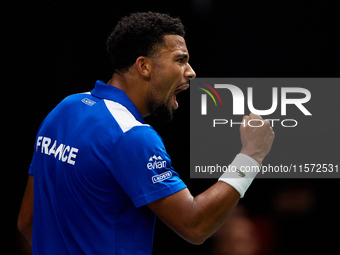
[173,83,190,109]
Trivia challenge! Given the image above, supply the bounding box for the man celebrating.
[18,12,274,254]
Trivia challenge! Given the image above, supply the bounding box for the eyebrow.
[175,53,189,59]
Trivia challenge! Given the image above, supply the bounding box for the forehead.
[159,35,188,56]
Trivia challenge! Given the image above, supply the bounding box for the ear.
[135,56,152,78]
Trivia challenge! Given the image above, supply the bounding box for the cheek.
[151,64,183,99]
[153,75,173,98]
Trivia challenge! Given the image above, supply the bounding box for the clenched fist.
[239,113,275,164]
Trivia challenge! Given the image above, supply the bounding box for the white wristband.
[218,153,261,198]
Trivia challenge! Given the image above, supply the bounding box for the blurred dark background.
[8,0,339,254]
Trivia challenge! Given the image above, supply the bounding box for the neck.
[107,72,150,118]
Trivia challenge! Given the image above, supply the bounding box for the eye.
[177,58,184,63]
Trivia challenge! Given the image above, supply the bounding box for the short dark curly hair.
[106,12,185,73]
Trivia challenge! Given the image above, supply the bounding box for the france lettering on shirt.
[36,136,79,165]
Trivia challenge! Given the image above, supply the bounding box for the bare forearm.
[149,113,274,245]
[149,182,240,245]
[187,182,240,242]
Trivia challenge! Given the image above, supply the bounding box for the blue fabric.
[29,80,186,254]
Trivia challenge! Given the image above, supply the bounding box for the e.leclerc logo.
[198,82,312,128]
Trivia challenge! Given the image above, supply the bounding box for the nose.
[185,63,196,80]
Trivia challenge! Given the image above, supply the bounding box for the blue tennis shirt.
[29,80,187,254]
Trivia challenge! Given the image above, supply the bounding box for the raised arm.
[148,113,274,244]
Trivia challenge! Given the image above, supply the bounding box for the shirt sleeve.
[28,118,47,176]
[28,137,40,176]
[110,126,187,208]
[28,134,40,176]
[28,159,35,175]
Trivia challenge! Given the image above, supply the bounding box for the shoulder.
[117,124,164,151]
[110,117,168,165]
[103,99,149,133]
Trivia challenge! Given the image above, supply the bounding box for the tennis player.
[18,12,274,254]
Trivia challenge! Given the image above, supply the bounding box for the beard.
[148,99,175,124]
[147,76,177,123]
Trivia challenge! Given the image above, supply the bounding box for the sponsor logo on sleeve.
[147,155,167,170]
[152,171,172,183]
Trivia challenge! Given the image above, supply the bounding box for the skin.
[107,35,194,121]
[17,174,33,245]
[18,34,274,245]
